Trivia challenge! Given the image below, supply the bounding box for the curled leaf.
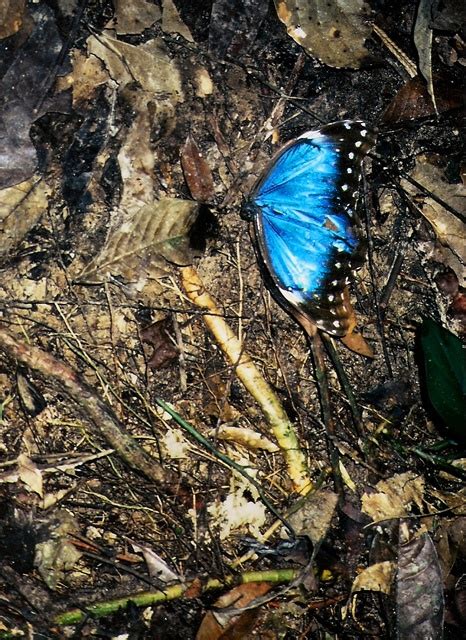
[181,134,215,203]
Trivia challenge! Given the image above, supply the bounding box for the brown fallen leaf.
[196,582,272,640]
[274,0,373,69]
[181,133,215,203]
[141,318,178,369]
[382,75,465,124]
[338,288,374,357]
[78,198,199,286]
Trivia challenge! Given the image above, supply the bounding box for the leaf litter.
[0,1,465,638]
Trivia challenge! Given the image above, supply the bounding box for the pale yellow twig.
[181,266,312,495]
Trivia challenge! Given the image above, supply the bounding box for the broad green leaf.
[420,318,466,444]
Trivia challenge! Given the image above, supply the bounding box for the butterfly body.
[244,121,376,336]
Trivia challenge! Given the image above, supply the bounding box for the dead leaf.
[382,75,464,124]
[78,198,199,286]
[181,134,215,203]
[162,0,194,42]
[288,489,338,544]
[350,561,395,598]
[141,318,178,369]
[274,0,373,69]
[71,49,109,106]
[196,582,272,640]
[114,0,161,35]
[17,453,43,497]
[87,31,184,101]
[0,0,25,38]
[131,541,180,583]
[414,0,437,114]
[397,531,444,639]
[0,176,50,256]
[341,330,374,358]
[362,472,425,521]
[402,154,466,286]
[339,288,374,357]
[0,3,70,188]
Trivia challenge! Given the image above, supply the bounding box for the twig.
[0,325,182,494]
[52,568,300,626]
[181,266,312,495]
[306,333,343,497]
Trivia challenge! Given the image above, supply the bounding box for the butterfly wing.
[248,121,376,336]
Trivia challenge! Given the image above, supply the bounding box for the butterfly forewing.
[248,120,376,336]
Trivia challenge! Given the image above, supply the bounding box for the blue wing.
[248,121,375,335]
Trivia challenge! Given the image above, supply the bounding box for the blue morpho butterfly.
[242,121,376,337]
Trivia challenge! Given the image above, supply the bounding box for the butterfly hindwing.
[247,121,376,336]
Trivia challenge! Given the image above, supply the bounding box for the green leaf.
[420,318,466,444]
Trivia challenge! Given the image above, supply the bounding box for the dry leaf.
[131,541,180,583]
[162,0,194,42]
[78,198,199,286]
[288,489,338,544]
[274,0,373,69]
[362,472,425,521]
[141,318,178,369]
[402,154,466,285]
[87,31,184,101]
[181,134,215,203]
[0,0,25,38]
[350,561,395,597]
[196,582,272,640]
[17,453,43,497]
[0,176,50,256]
[71,50,109,106]
[114,0,161,35]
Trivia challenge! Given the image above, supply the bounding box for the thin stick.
[306,333,343,497]
[181,266,312,495]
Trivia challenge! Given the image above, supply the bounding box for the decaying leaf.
[362,472,425,522]
[196,582,272,640]
[87,31,183,102]
[414,0,437,114]
[208,0,269,58]
[402,154,466,286]
[396,530,444,639]
[131,541,180,583]
[350,560,395,598]
[71,49,109,106]
[274,0,373,69]
[0,176,51,256]
[288,489,338,544]
[17,453,43,497]
[34,511,82,590]
[181,134,215,203]
[141,318,178,369]
[0,0,25,38]
[0,3,70,188]
[382,75,464,124]
[78,198,199,286]
[162,0,194,42]
[114,0,161,35]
